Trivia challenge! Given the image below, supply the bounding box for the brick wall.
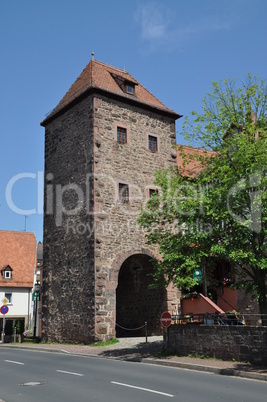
[167,324,267,366]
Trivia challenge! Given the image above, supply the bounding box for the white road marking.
[56,370,84,377]
[111,381,174,397]
[5,360,24,365]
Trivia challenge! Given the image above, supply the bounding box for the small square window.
[125,84,134,94]
[4,270,11,279]
[117,127,127,144]
[148,135,158,153]
[5,293,12,304]
[149,189,158,198]
[119,183,129,202]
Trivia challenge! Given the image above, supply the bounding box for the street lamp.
[33,283,40,337]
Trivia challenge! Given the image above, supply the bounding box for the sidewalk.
[1,336,267,382]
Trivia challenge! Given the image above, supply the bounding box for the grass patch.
[90,338,119,347]
[22,336,42,344]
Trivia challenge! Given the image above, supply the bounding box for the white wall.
[0,288,32,317]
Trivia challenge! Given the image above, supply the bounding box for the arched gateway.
[116,253,166,337]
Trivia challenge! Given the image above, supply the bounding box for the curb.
[1,344,266,382]
[140,358,267,382]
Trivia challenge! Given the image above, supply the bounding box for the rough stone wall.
[92,95,180,339]
[237,289,260,325]
[167,324,267,366]
[42,96,95,344]
[42,92,181,343]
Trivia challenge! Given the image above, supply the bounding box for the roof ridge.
[177,144,215,154]
[0,229,35,235]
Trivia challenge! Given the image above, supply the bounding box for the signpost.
[0,305,9,344]
[161,311,172,353]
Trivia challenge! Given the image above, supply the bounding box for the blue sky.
[0,0,266,243]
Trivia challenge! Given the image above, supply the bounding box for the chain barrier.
[115,323,146,331]
[109,317,146,331]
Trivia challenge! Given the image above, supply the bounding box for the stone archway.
[116,254,166,337]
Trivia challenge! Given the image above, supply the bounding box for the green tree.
[139,75,267,325]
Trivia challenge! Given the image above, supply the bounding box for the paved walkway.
[1,336,267,382]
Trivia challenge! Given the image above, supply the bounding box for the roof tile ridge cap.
[177,144,214,153]
[91,58,94,87]
[177,144,200,151]
[0,229,35,235]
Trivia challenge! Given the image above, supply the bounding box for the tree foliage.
[139,74,267,321]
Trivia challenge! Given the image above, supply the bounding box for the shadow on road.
[99,339,164,361]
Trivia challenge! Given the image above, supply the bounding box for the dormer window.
[111,73,136,96]
[1,265,13,280]
[5,271,11,279]
[125,83,134,95]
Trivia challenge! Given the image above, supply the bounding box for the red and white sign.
[160,311,172,328]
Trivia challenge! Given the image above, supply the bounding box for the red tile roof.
[177,145,215,177]
[41,59,181,125]
[0,231,36,288]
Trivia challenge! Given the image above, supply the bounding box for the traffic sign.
[0,305,9,315]
[161,311,172,328]
[1,297,8,304]
[32,291,40,302]
[193,269,203,283]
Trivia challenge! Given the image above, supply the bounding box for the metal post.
[33,298,37,337]
[14,326,16,344]
[165,327,168,353]
[145,321,148,343]
[2,316,5,344]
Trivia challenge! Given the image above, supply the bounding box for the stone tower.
[41,58,181,343]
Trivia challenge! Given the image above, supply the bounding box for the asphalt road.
[0,348,266,402]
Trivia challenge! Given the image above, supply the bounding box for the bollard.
[14,326,17,344]
[145,322,148,343]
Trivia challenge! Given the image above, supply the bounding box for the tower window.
[148,135,158,153]
[149,188,158,198]
[119,183,129,202]
[117,127,127,144]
